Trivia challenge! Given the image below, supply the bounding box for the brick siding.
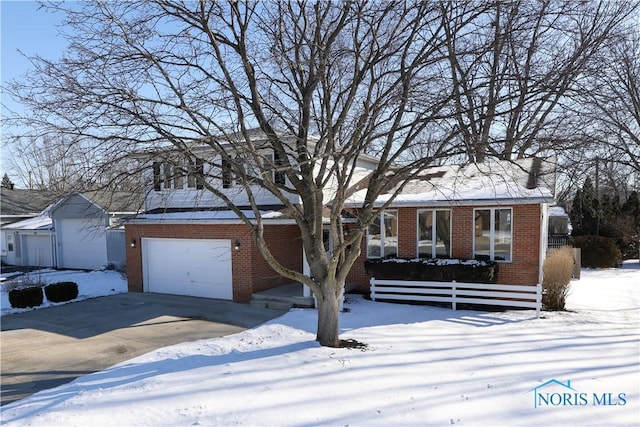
[347,204,543,292]
[125,223,302,303]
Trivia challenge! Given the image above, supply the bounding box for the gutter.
[344,196,556,209]
[125,218,298,225]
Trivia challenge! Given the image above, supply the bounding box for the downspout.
[53,218,62,269]
[51,232,57,269]
[538,203,549,284]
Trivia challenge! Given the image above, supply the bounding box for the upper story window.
[222,159,233,189]
[474,208,512,262]
[226,152,285,186]
[263,152,286,185]
[367,210,398,258]
[152,150,285,192]
[417,209,451,258]
[273,151,286,185]
[153,157,203,191]
[190,158,205,189]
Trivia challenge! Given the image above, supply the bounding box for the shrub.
[45,281,79,303]
[570,235,622,268]
[8,286,44,309]
[542,247,574,311]
[364,258,498,283]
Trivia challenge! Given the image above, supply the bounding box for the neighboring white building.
[1,192,142,270]
[1,212,55,268]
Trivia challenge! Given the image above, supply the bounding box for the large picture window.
[367,210,398,258]
[417,209,451,258]
[474,208,512,261]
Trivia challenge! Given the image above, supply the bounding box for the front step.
[249,298,294,311]
[250,293,315,310]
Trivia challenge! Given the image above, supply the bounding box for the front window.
[417,209,451,258]
[367,210,398,258]
[474,208,512,261]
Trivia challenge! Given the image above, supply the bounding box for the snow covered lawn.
[1,263,639,426]
[1,269,127,316]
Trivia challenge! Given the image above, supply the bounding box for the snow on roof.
[1,213,52,231]
[549,206,569,217]
[345,157,556,207]
[132,209,285,222]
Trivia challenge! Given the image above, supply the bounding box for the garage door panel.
[143,238,233,300]
[58,219,107,270]
[25,235,54,267]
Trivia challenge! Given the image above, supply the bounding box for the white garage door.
[25,235,54,267]
[58,218,108,270]
[142,238,233,300]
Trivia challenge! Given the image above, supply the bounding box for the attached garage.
[126,219,304,303]
[142,238,233,300]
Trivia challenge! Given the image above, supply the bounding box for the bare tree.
[439,0,636,162]
[4,0,634,346]
[5,135,138,192]
[578,26,640,174]
[6,0,463,346]
[556,10,640,202]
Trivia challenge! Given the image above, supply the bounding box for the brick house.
[344,158,556,292]
[125,133,376,303]
[125,137,556,303]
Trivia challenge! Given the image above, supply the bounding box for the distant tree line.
[569,177,640,259]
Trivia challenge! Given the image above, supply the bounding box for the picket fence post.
[452,280,457,311]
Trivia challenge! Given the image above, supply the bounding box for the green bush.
[570,235,622,268]
[542,247,574,311]
[8,286,44,309]
[45,281,79,303]
[365,258,498,283]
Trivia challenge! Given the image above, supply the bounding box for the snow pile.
[1,263,638,426]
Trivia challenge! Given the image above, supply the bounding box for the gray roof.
[0,188,61,217]
[1,188,144,218]
[78,190,144,213]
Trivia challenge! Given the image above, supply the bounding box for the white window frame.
[264,152,286,185]
[416,209,452,258]
[473,207,513,262]
[152,157,194,191]
[366,209,398,259]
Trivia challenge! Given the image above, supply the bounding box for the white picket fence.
[370,278,541,317]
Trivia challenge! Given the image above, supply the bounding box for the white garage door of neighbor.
[25,235,54,267]
[143,238,233,300]
[58,218,108,270]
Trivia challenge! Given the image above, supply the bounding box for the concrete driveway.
[0,292,286,406]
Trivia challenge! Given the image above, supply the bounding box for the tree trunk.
[315,285,341,347]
